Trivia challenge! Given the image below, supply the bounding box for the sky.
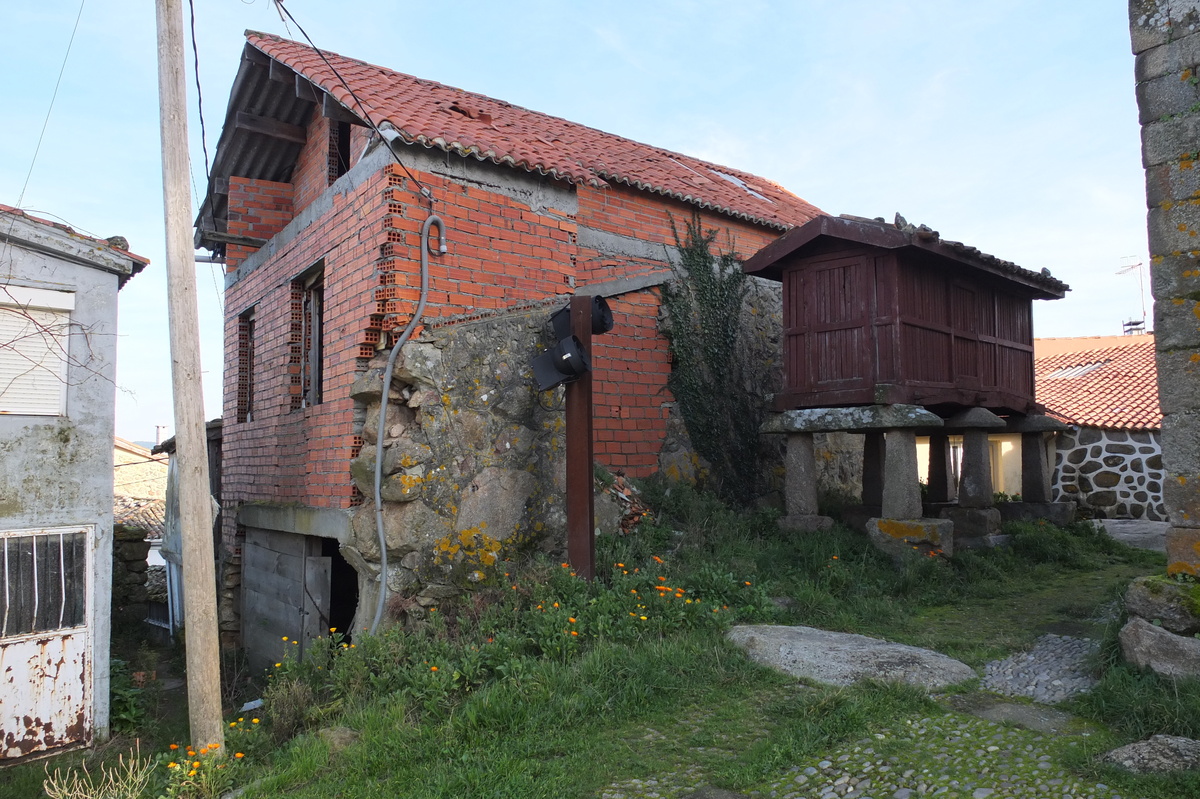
[0,1,1149,443]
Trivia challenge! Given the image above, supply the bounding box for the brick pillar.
[1130,2,1200,574]
[926,432,957,503]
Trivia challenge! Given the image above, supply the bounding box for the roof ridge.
[241,31,822,230]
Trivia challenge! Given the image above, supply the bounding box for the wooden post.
[155,0,224,751]
[565,295,595,581]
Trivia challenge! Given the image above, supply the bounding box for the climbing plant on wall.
[661,213,770,505]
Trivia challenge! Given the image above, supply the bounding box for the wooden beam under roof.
[235,111,307,144]
[322,94,367,126]
[199,230,268,248]
[295,75,319,102]
[268,59,294,83]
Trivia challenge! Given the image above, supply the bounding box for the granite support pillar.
[882,429,922,519]
[926,432,957,504]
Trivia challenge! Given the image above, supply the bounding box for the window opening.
[236,307,256,423]
[1,527,88,638]
[299,268,324,408]
[0,286,75,416]
[328,120,351,183]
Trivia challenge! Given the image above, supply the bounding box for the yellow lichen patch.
[431,525,505,570]
[1183,154,1196,170]
[1175,297,1187,305]
[1183,68,1194,82]
[1154,255,1166,264]
[875,519,944,546]
[1168,561,1198,577]
[1190,354,1200,363]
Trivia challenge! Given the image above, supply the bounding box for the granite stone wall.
[1053,426,1165,520]
[1130,0,1200,572]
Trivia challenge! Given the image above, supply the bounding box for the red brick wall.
[225,178,294,269]
[221,118,791,542]
[574,184,782,475]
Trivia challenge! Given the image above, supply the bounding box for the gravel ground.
[595,635,1128,799]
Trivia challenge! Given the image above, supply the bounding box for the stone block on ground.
[997,501,1076,527]
[1100,734,1200,774]
[1166,526,1200,576]
[867,517,954,559]
[938,507,1001,540]
[1119,616,1200,679]
[727,624,975,690]
[1125,575,1200,635]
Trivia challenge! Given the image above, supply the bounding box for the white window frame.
[0,285,75,416]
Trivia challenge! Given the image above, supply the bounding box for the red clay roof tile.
[245,31,822,230]
[1035,339,1160,430]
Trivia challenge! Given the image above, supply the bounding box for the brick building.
[199,32,820,651]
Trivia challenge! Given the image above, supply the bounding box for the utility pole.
[155,0,224,750]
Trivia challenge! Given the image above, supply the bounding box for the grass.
[6,482,1192,798]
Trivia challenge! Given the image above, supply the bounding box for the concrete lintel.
[942,407,1006,430]
[1005,414,1070,433]
[237,503,354,543]
[582,270,672,299]
[761,404,942,434]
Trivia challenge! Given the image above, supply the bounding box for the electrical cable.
[15,0,86,212]
[371,214,445,635]
[185,0,224,310]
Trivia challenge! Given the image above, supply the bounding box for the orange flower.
[430,666,438,672]
[235,752,244,759]
[568,617,576,623]
[169,744,179,750]
[571,631,578,636]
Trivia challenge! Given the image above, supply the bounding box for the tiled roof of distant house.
[240,31,822,231]
[113,496,166,540]
[1035,338,1160,430]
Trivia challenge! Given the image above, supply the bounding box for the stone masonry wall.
[345,305,568,607]
[1130,1,1200,573]
[1053,426,1166,520]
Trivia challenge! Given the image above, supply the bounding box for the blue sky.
[1,1,1148,442]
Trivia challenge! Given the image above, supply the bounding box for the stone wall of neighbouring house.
[111,524,150,606]
[1053,426,1165,520]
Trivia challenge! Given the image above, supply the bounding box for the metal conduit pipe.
[370,213,445,635]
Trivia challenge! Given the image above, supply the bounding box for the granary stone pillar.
[779,432,834,530]
[761,405,942,531]
[882,430,922,519]
[1006,414,1069,503]
[926,432,957,504]
[861,432,886,507]
[1130,3,1200,576]
[945,408,1006,509]
[938,408,1005,545]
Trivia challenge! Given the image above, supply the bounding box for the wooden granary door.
[782,254,872,397]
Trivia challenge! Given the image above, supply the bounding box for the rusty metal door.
[0,526,91,760]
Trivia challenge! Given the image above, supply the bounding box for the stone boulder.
[1125,576,1200,635]
[1119,616,1200,679]
[1099,734,1200,774]
[727,625,975,690]
[866,518,954,560]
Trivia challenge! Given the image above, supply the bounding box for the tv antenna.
[1116,255,1147,332]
